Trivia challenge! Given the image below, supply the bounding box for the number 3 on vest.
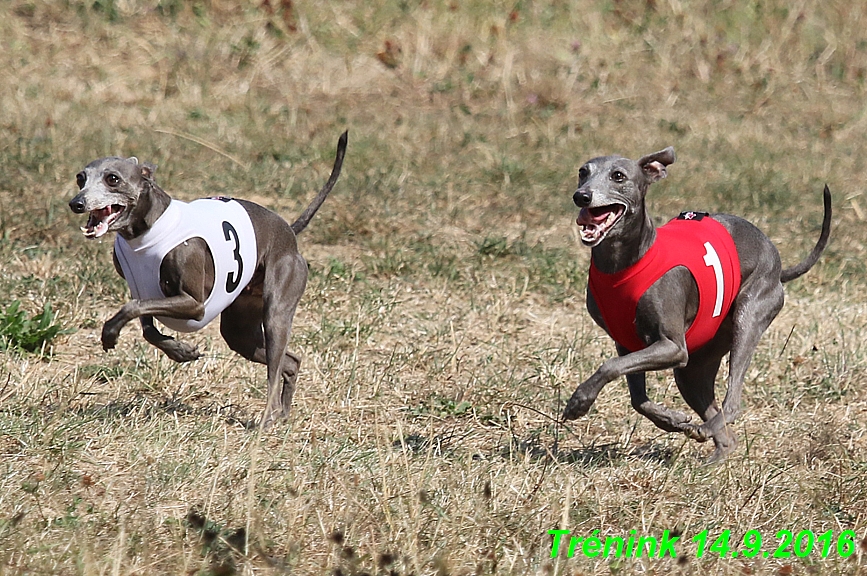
[702,242,724,318]
[222,221,244,293]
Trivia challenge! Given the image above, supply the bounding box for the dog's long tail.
[781,184,832,283]
[290,130,348,235]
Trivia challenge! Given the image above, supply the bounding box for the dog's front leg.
[616,343,692,431]
[625,372,692,432]
[102,295,204,351]
[562,338,688,421]
[139,316,202,362]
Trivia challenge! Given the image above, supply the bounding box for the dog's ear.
[125,156,156,180]
[140,162,158,181]
[638,147,676,183]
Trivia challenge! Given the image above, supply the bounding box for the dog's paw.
[259,412,278,432]
[685,411,727,443]
[101,325,119,351]
[683,423,710,443]
[654,412,693,433]
[562,393,595,421]
[259,403,290,431]
[665,409,693,430]
[162,341,202,363]
[704,435,738,465]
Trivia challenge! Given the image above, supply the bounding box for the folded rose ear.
[638,146,676,183]
[140,162,157,181]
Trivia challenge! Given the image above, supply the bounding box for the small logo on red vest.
[677,211,709,221]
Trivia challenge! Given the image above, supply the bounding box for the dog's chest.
[589,215,741,353]
[114,198,257,332]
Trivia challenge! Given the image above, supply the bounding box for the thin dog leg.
[674,350,736,463]
[221,288,304,428]
[140,316,201,362]
[685,278,783,446]
[626,372,693,432]
[259,256,307,429]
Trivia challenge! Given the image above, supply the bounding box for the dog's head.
[68,156,158,239]
[572,147,676,247]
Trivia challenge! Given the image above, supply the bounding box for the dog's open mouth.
[576,204,626,247]
[82,204,125,238]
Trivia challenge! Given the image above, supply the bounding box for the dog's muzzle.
[576,203,626,247]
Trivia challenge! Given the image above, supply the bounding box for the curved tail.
[290,130,348,235]
[781,184,832,283]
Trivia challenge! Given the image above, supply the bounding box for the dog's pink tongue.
[577,207,609,226]
[82,207,113,238]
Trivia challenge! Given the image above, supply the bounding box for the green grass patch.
[0,300,70,356]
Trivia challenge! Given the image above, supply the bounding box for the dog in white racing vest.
[69,132,347,429]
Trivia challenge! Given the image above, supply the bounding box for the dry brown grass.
[1,1,866,574]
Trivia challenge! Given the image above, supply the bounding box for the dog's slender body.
[563,147,831,462]
[69,131,347,429]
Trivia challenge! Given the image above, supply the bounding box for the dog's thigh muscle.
[220,294,265,359]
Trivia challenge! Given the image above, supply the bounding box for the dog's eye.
[610,170,626,183]
[76,172,86,190]
[104,173,121,187]
[578,166,590,181]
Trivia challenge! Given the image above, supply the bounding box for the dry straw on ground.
[1,1,866,574]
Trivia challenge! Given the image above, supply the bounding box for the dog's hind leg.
[684,271,784,453]
[674,347,736,463]
[220,258,306,429]
[721,281,784,424]
[260,254,307,429]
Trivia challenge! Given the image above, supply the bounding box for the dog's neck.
[118,184,172,241]
[590,204,657,274]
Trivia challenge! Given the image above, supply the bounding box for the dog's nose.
[68,196,86,214]
[573,188,593,207]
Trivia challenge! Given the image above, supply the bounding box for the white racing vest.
[114,198,258,333]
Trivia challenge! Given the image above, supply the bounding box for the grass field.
[1,0,866,574]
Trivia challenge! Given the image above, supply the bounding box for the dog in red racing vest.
[588,212,741,355]
[563,146,831,463]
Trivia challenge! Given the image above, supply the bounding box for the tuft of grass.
[0,300,70,356]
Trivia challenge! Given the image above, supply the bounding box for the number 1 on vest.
[702,242,724,318]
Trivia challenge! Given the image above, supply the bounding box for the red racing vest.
[588,213,741,353]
